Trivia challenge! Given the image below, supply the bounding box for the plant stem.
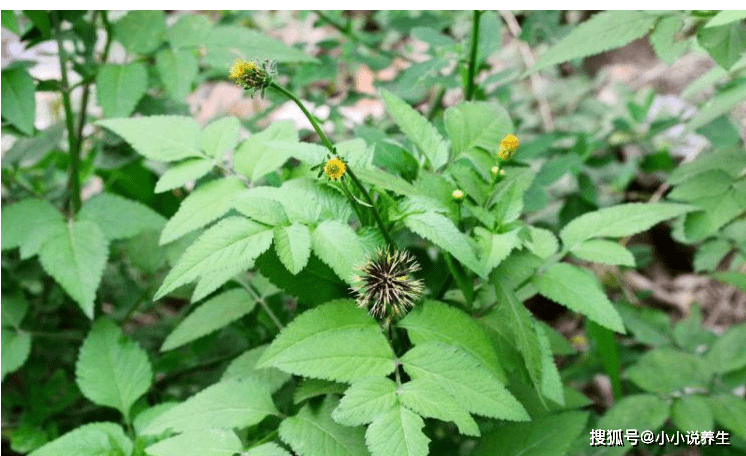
[465,10,482,101]
[269,82,334,152]
[52,12,81,215]
[237,276,284,331]
[345,167,394,248]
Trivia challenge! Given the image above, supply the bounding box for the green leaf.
[294,378,349,404]
[445,101,513,155]
[1,198,61,251]
[694,239,732,272]
[671,395,713,433]
[145,429,242,456]
[595,395,670,456]
[475,228,522,275]
[274,223,312,275]
[155,217,273,301]
[280,396,368,456]
[649,15,688,64]
[404,211,483,277]
[144,377,277,435]
[1,328,31,381]
[559,202,695,251]
[472,411,588,456]
[202,26,317,68]
[28,422,132,456]
[156,48,198,100]
[160,177,245,244]
[332,377,398,426]
[97,115,202,164]
[705,10,746,28]
[155,158,215,193]
[201,116,240,158]
[234,188,290,226]
[133,403,179,435]
[353,167,419,197]
[39,220,108,318]
[1,291,28,328]
[1,67,35,135]
[706,323,746,373]
[399,300,504,381]
[245,443,293,456]
[95,63,147,118]
[365,405,429,456]
[400,341,529,421]
[524,226,560,259]
[113,10,165,54]
[571,239,636,266]
[311,220,368,284]
[222,345,291,393]
[233,121,298,180]
[624,347,711,393]
[698,22,746,70]
[668,147,746,185]
[708,394,746,440]
[711,271,746,293]
[78,192,166,241]
[687,80,746,132]
[76,319,152,419]
[684,190,746,242]
[667,169,734,202]
[167,14,211,49]
[533,263,625,333]
[2,10,19,34]
[380,89,449,170]
[530,11,659,73]
[535,323,564,406]
[398,377,479,437]
[161,288,256,351]
[257,300,395,383]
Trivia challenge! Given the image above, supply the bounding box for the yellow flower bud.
[452,189,464,201]
[498,134,519,160]
[229,59,273,95]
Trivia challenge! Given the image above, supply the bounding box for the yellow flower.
[498,134,519,160]
[452,189,464,201]
[324,157,346,180]
[229,59,273,95]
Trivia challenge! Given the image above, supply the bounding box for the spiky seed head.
[352,249,424,320]
[498,134,519,160]
[229,59,273,95]
[324,157,346,180]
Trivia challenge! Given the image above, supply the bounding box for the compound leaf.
[28,422,132,456]
[332,377,398,426]
[365,405,429,456]
[78,192,166,241]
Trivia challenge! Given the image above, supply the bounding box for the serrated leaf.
[155,158,215,193]
[472,411,588,456]
[311,220,368,284]
[708,394,746,440]
[398,378,479,437]
[380,89,449,170]
[143,377,277,435]
[222,345,291,393]
[234,188,290,226]
[133,402,179,435]
[113,10,165,54]
[535,323,564,405]
[161,177,245,244]
[400,341,529,421]
[686,81,746,131]
[524,226,559,259]
[596,394,670,441]
[404,211,483,277]
[698,22,746,70]
[156,48,198,100]
[671,395,713,433]
[275,223,311,275]
[280,396,368,456]
[294,378,349,404]
[571,239,636,266]
[625,347,712,393]
[353,167,419,197]
[233,121,298,180]
[202,25,317,69]
[1,67,35,135]
[650,15,688,64]
[201,116,240,158]
[559,202,695,251]
[399,300,504,381]
[706,323,746,373]
[145,429,242,456]
[245,443,293,456]
[39,220,108,318]
[530,11,659,73]
[278,178,353,225]
[444,101,513,155]
[475,227,522,275]
[533,263,625,333]
[332,377,397,426]
[1,328,31,381]
[668,147,746,185]
[667,169,733,202]
[161,288,256,351]
[257,300,395,383]
[1,198,61,252]
[155,217,273,300]
[76,319,152,419]
[97,116,202,162]
[95,63,147,118]
[78,193,166,241]
[365,405,429,456]
[167,14,211,49]
[28,422,132,456]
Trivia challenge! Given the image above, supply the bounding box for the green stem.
[465,10,482,101]
[340,178,367,226]
[237,276,284,330]
[269,82,334,152]
[426,86,446,121]
[346,166,394,248]
[52,12,81,215]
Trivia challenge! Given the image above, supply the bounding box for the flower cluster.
[229,59,273,95]
[498,134,519,160]
[352,249,424,320]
